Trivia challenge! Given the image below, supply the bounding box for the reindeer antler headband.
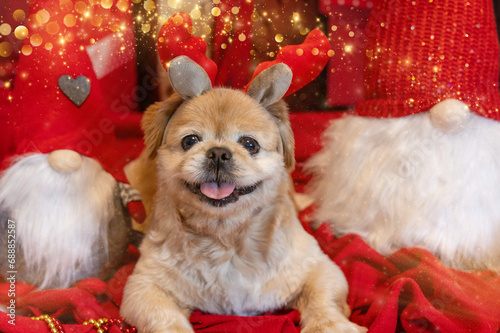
[158,12,331,98]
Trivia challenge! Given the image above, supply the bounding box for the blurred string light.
[0,0,335,64]
[0,2,135,59]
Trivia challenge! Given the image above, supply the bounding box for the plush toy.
[0,0,144,289]
[306,0,500,271]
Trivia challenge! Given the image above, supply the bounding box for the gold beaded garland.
[31,315,64,333]
[31,315,137,333]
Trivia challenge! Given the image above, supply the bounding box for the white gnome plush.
[0,0,143,289]
[306,0,500,271]
[0,153,137,289]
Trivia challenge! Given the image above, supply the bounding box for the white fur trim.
[0,154,116,288]
[306,111,500,270]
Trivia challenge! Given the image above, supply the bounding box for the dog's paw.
[301,318,368,333]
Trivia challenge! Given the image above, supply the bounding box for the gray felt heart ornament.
[58,75,91,107]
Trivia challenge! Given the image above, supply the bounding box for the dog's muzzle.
[184,146,261,207]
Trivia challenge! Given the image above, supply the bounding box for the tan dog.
[120,56,366,333]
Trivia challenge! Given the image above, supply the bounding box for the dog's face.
[144,88,294,218]
[141,57,295,225]
[164,88,286,208]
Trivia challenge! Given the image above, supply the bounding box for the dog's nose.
[206,147,232,164]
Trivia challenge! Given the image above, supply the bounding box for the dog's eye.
[181,135,200,151]
[239,137,260,155]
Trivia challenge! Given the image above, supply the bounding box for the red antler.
[158,13,218,86]
[245,29,331,98]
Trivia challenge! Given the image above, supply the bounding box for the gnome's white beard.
[306,111,500,271]
[0,154,116,289]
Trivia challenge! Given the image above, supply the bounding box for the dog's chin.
[184,180,261,208]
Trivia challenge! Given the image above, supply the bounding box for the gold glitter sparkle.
[14,25,29,39]
[13,9,26,22]
[0,42,14,57]
[0,0,329,98]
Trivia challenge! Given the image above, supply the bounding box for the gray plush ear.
[246,63,293,107]
[168,56,212,100]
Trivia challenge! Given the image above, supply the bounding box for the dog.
[120,56,367,333]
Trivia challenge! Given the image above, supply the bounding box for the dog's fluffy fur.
[306,108,500,271]
[0,153,131,289]
[120,88,366,332]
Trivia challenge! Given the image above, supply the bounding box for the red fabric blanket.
[2,224,500,332]
[1,112,500,332]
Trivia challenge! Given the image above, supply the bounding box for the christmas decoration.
[158,11,331,97]
[158,12,218,86]
[244,28,330,98]
[57,75,91,107]
[211,0,254,89]
[0,0,144,290]
[306,0,500,271]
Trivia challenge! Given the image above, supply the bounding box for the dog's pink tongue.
[200,182,236,200]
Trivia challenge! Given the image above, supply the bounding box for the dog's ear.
[247,63,294,170]
[266,100,295,171]
[141,93,184,159]
[168,56,213,100]
[246,63,292,107]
